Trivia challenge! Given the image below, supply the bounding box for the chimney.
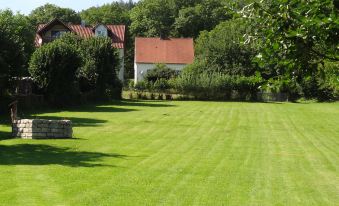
[81,20,86,27]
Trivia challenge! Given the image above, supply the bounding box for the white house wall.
[134,63,187,83]
[118,49,124,82]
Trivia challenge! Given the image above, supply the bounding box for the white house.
[134,37,195,83]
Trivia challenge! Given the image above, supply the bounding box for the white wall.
[118,48,124,82]
[134,63,187,83]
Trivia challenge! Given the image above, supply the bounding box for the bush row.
[133,72,263,101]
[131,62,338,102]
[174,72,263,100]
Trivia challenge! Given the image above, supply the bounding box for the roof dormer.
[93,24,108,37]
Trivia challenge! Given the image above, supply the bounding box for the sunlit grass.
[0,100,338,205]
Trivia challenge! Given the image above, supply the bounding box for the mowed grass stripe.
[275,105,338,205]
[172,104,243,204]
[300,108,339,157]
[121,102,220,204]
[193,104,242,204]
[286,112,337,171]
[91,101,228,203]
[68,101,210,203]
[190,104,247,205]
[159,105,226,204]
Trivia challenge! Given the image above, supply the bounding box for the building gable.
[93,24,109,37]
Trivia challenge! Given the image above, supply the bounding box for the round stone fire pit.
[12,119,73,139]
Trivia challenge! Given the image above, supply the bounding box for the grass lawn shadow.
[20,116,109,127]
[113,100,176,108]
[0,144,127,167]
[1,100,176,129]
[21,103,138,114]
[0,130,12,141]
[16,103,139,127]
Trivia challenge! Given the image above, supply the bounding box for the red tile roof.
[135,37,194,64]
[35,22,125,49]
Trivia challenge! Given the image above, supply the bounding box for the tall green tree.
[174,0,230,38]
[29,38,82,106]
[29,4,81,24]
[80,1,136,80]
[0,10,35,97]
[241,0,339,79]
[80,2,131,25]
[130,0,232,38]
[171,0,203,15]
[240,0,339,99]
[79,37,120,97]
[194,19,259,76]
[130,0,175,37]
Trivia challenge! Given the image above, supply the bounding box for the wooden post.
[8,100,18,123]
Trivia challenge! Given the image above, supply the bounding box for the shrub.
[301,76,320,99]
[173,72,263,100]
[134,81,148,91]
[266,77,303,101]
[124,79,135,90]
[79,37,121,99]
[321,61,339,100]
[144,64,179,83]
[317,83,336,102]
[153,78,171,92]
[133,78,171,93]
[296,62,338,101]
[29,39,81,106]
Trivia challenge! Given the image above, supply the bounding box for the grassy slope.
[0,101,338,206]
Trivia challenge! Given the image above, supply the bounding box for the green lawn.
[0,101,338,205]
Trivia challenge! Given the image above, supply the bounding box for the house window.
[95,25,108,37]
[97,30,107,37]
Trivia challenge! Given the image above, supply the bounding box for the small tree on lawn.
[79,37,121,99]
[29,39,82,106]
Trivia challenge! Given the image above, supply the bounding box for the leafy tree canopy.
[79,37,120,95]
[174,0,230,38]
[29,3,81,24]
[194,18,259,76]
[29,37,82,106]
[130,0,232,38]
[80,2,132,25]
[0,10,35,96]
[130,0,175,37]
[240,0,339,79]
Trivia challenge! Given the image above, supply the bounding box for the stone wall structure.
[12,119,72,139]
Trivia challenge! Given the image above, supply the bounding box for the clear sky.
[0,0,137,15]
